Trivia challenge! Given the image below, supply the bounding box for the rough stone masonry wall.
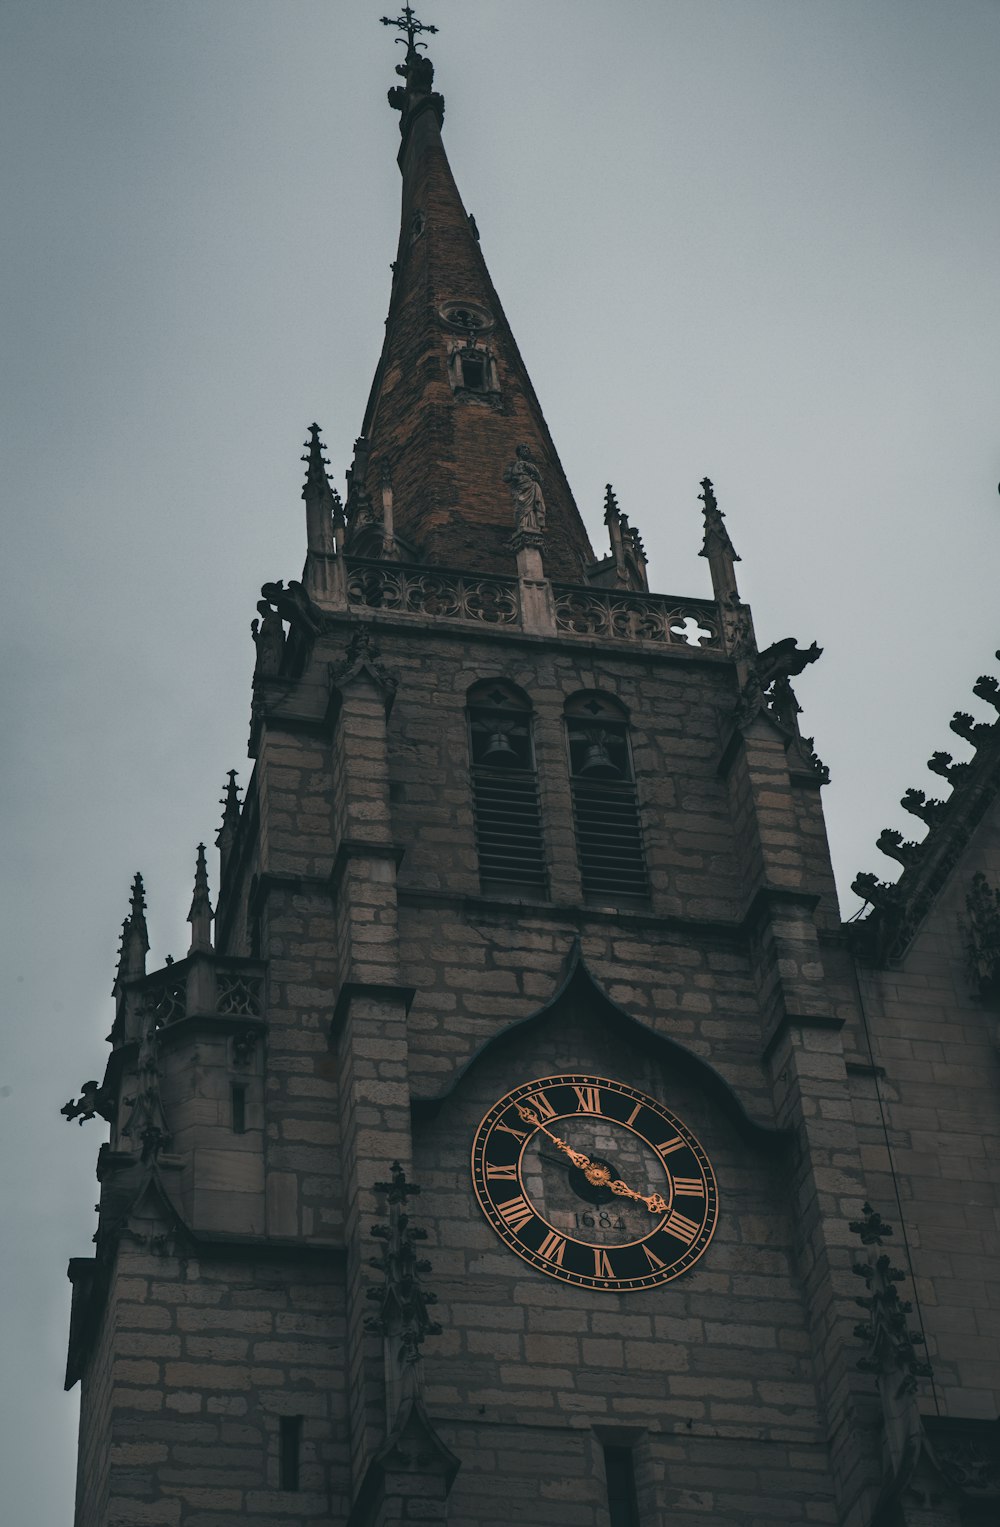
[87,605,865,1523]
[414,1006,840,1527]
[366,618,834,1119]
[74,1281,114,1527]
[852,802,1000,1422]
[89,1244,348,1526]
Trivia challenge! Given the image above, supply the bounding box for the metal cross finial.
[380,5,438,56]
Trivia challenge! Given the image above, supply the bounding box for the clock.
[471,1073,718,1291]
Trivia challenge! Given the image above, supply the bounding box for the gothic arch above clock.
[411,939,788,1151]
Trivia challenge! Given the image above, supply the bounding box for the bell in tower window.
[565,691,649,903]
[467,680,547,895]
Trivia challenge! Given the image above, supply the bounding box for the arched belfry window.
[467,680,547,894]
[566,692,649,902]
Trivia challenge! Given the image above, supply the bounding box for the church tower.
[64,15,1000,1527]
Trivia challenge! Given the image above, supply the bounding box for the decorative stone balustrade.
[347,560,521,625]
[131,959,265,1028]
[345,559,723,649]
[552,586,721,648]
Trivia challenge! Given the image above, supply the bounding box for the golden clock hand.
[516,1104,668,1216]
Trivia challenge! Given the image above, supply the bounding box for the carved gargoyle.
[755,637,823,690]
[259,579,323,639]
[61,1080,116,1126]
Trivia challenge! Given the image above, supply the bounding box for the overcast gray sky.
[2,2,999,1519]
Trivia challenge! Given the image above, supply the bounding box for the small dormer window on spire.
[447,337,500,401]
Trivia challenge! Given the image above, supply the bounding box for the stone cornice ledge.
[331,980,416,1037]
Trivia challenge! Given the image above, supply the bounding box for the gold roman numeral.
[522,1090,557,1120]
[494,1119,528,1144]
[671,1177,705,1197]
[641,1243,666,1271]
[663,1210,700,1245]
[625,1102,642,1127]
[486,1162,518,1180]
[537,1230,567,1266]
[497,1195,534,1234]
[572,1085,602,1114]
[656,1136,685,1155]
[593,1247,614,1278]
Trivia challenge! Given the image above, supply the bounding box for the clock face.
[471,1073,719,1291]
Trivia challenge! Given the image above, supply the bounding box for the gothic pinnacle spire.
[121,872,149,982]
[187,843,214,955]
[216,770,242,883]
[698,477,741,603]
[301,423,330,495]
[301,424,336,556]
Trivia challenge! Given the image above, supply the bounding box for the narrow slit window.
[566,692,649,903]
[468,680,547,895]
[231,1084,247,1135]
[604,1444,641,1527]
[279,1415,302,1491]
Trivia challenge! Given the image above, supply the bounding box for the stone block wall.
[78,1246,347,1526]
[852,805,1000,1422]
[72,599,887,1524]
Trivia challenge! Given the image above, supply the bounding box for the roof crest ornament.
[380,5,438,61]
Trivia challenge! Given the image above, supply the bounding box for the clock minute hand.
[516,1104,668,1217]
[515,1104,592,1171]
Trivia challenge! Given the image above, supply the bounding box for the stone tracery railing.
[344,558,722,650]
[346,560,520,625]
[551,586,721,649]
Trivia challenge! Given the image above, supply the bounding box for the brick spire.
[351,29,596,580]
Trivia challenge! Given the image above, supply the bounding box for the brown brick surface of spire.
[355,46,596,580]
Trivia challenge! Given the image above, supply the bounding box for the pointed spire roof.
[353,24,596,581]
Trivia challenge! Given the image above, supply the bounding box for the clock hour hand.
[516,1104,669,1217]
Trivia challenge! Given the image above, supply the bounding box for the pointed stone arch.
[412,940,788,1149]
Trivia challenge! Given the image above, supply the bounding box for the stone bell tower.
[63,14,1000,1527]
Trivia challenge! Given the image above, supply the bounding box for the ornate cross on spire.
[380,5,438,58]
